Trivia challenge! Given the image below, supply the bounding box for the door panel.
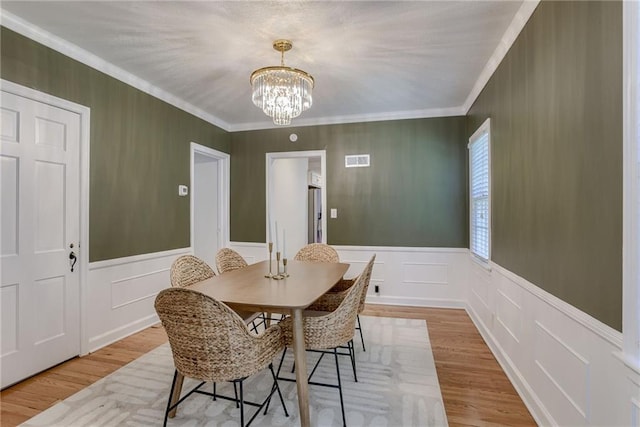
[0,90,81,388]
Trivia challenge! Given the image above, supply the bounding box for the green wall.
[230,117,467,247]
[1,27,230,262]
[467,1,622,330]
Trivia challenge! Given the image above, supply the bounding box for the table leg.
[168,372,184,418]
[291,308,310,427]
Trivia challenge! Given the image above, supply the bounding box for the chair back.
[155,288,282,382]
[306,266,368,349]
[357,255,376,313]
[216,248,249,274]
[170,255,215,288]
[294,243,339,263]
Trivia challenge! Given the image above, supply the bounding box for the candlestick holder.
[282,258,290,277]
[273,251,285,280]
[264,242,274,278]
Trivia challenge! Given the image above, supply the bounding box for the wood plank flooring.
[1,306,536,426]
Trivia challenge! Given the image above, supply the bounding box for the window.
[469,119,491,263]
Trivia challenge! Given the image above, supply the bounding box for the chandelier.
[250,39,314,125]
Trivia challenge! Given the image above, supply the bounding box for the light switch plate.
[330,208,337,218]
[178,185,188,196]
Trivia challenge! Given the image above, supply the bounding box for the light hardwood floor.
[1,305,536,426]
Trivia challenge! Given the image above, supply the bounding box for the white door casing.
[190,142,230,264]
[266,150,327,256]
[1,86,86,388]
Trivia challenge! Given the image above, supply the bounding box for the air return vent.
[345,154,370,168]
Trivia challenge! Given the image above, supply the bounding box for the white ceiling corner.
[1,1,535,132]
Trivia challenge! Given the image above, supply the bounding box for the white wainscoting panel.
[466,259,628,427]
[86,247,190,352]
[229,243,468,308]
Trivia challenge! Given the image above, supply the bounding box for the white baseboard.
[465,301,553,426]
[368,295,466,309]
[88,313,159,353]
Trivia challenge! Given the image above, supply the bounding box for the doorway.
[190,143,229,269]
[266,150,327,258]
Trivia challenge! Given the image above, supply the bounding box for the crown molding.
[462,0,540,113]
[229,106,466,132]
[0,9,231,132]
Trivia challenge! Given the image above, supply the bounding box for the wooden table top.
[188,260,349,313]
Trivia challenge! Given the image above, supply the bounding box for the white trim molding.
[190,143,231,251]
[265,150,327,246]
[623,0,640,373]
[463,0,540,112]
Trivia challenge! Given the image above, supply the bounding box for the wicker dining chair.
[215,248,270,328]
[215,248,249,274]
[170,254,263,332]
[274,257,373,427]
[306,255,376,352]
[293,243,339,263]
[170,254,216,288]
[155,288,288,427]
[293,243,352,294]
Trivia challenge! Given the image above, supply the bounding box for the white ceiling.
[1,1,528,131]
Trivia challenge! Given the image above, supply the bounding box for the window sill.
[469,254,492,272]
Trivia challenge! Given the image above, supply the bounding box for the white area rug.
[22,316,447,426]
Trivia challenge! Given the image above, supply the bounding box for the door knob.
[69,251,77,272]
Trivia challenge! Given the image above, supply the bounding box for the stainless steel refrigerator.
[308,188,322,243]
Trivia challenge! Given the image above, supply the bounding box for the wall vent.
[345,154,370,168]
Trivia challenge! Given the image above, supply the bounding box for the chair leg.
[213,382,216,400]
[269,363,289,417]
[348,340,358,382]
[334,348,347,427]
[234,382,240,408]
[163,370,179,427]
[357,314,365,351]
[239,380,245,427]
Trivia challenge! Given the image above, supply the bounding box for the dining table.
[185,258,349,427]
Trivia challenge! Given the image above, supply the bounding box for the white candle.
[275,221,279,252]
[268,208,272,243]
[283,229,286,258]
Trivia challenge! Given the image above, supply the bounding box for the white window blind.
[469,125,490,262]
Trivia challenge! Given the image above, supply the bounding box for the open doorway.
[190,143,230,268]
[266,150,327,258]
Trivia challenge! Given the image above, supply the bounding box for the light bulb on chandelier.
[250,40,314,126]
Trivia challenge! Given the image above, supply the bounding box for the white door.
[193,153,219,268]
[1,90,81,388]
